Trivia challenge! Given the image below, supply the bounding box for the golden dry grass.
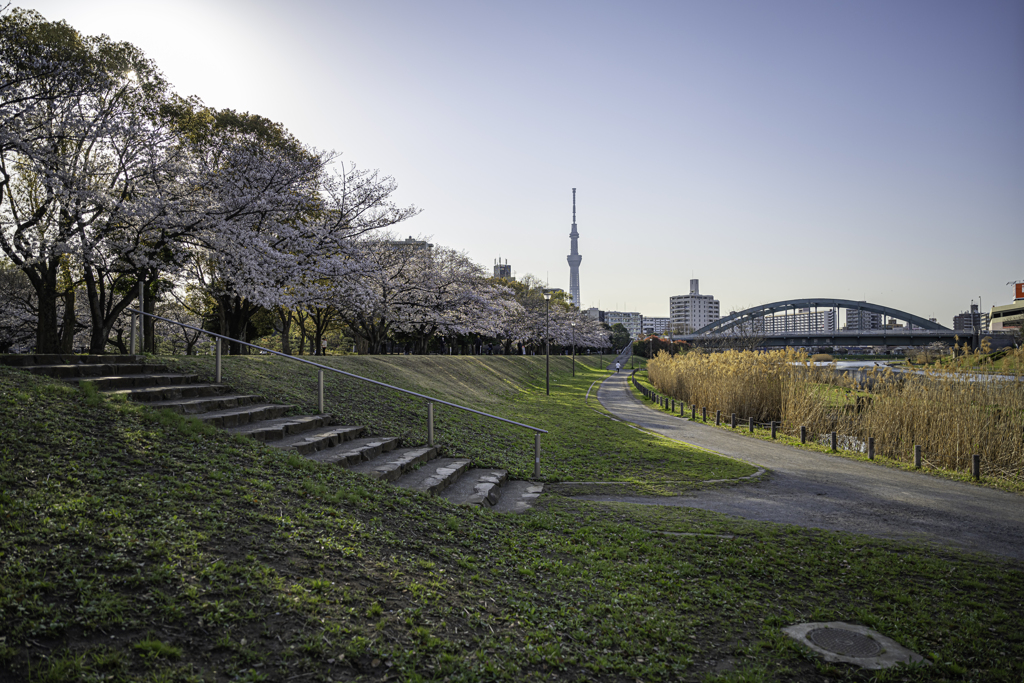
[649,350,1024,481]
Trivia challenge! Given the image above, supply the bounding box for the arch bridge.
[680,298,965,349]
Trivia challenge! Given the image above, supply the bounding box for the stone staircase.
[2,354,542,513]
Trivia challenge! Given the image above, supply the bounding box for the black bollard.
[800,426,807,444]
[972,453,980,480]
[831,432,837,452]
[731,413,736,428]
[749,417,754,433]
[914,445,921,469]
[771,421,778,439]
[868,437,875,460]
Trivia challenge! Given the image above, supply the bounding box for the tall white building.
[762,308,836,334]
[669,279,720,333]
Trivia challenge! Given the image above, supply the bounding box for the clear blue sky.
[20,0,1024,325]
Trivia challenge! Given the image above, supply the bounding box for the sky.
[17,0,1024,325]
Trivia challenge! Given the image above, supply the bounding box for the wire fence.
[630,367,1015,482]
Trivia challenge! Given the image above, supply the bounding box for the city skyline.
[20,0,1023,325]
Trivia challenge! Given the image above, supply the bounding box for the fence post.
[749,417,754,433]
[691,404,696,420]
[914,445,921,469]
[972,453,980,480]
[317,369,324,414]
[831,432,837,452]
[800,426,807,444]
[129,313,136,355]
[715,410,721,426]
[215,338,222,384]
[771,421,778,439]
[672,400,675,413]
[868,437,875,460]
[427,402,434,447]
[534,432,541,479]
[730,413,736,428]
[702,407,707,422]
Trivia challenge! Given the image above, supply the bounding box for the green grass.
[162,353,750,491]
[1,360,1023,681]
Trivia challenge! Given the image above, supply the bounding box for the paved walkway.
[586,370,1024,563]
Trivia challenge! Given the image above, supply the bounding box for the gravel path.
[586,370,1024,563]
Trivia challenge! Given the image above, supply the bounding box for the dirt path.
[586,371,1024,563]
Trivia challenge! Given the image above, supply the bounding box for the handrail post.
[129,313,136,355]
[317,369,325,414]
[427,402,434,447]
[215,338,222,384]
[137,280,144,353]
[534,432,541,479]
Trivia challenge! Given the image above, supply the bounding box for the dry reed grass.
[648,350,1024,481]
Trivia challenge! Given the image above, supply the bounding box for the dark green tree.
[609,323,631,351]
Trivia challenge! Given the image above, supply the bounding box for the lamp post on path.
[571,321,576,377]
[544,290,552,395]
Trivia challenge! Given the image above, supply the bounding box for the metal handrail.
[127,308,547,476]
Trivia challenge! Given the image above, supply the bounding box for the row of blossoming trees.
[0,9,610,356]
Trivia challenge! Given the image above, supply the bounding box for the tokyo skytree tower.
[567,188,581,308]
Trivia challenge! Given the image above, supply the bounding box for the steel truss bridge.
[678,298,972,349]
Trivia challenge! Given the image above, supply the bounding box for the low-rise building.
[642,317,670,335]
[603,311,642,338]
[493,258,512,279]
[989,283,1024,332]
[953,304,988,333]
[845,307,882,331]
[761,308,836,334]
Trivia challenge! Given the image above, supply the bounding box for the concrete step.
[392,457,471,495]
[227,414,332,442]
[26,363,170,378]
[309,436,401,467]
[0,354,143,367]
[67,373,201,390]
[489,480,544,514]
[142,393,262,415]
[348,446,439,482]
[196,403,293,428]
[272,426,366,455]
[228,417,364,453]
[439,468,508,507]
[105,383,232,402]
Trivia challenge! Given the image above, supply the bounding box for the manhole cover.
[807,628,882,658]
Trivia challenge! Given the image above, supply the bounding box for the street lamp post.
[544,290,552,395]
[571,321,576,377]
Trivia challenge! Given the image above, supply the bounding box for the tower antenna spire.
[567,188,582,308]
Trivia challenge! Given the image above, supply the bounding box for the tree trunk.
[35,283,61,354]
[278,308,292,355]
[144,285,156,354]
[107,327,128,354]
[218,294,255,354]
[59,289,76,353]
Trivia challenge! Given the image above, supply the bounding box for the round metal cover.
[807,628,882,658]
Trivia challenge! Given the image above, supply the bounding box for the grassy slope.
[0,360,1022,682]
[162,354,750,491]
